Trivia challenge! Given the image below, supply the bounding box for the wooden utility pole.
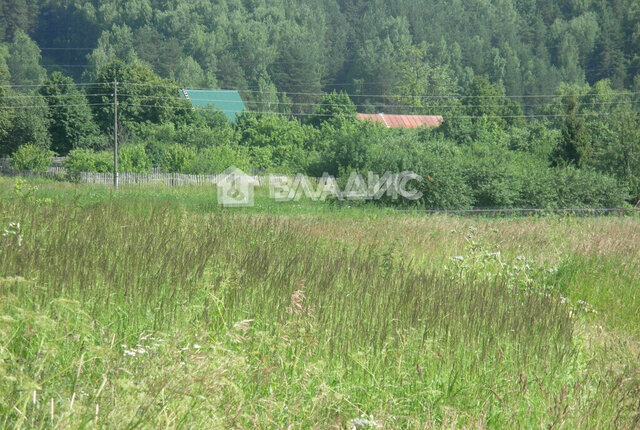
[114,80,119,188]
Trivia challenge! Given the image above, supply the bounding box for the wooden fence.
[1,165,283,187]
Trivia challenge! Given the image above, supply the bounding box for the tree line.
[0,0,639,208]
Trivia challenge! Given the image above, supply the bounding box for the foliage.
[459,76,524,129]
[307,91,357,128]
[237,113,318,173]
[158,144,196,173]
[367,132,473,209]
[0,1,638,209]
[554,95,591,167]
[186,145,251,175]
[3,0,635,103]
[64,148,98,174]
[64,148,113,180]
[0,93,51,156]
[118,144,151,173]
[319,118,378,176]
[10,143,53,171]
[5,30,45,86]
[553,167,629,208]
[87,60,193,134]
[39,72,100,155]
[393,42,458,112]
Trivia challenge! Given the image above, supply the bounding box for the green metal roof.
[180,89,245,122]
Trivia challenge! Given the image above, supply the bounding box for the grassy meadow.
[0,177,639,429]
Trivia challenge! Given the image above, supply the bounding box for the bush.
[187,145,251,174]
[553,167,629,208]
[64,149,98,172]
[118,144,152,173]
[64,149,115,180]
[320,119,379,176]
[76,134,111,151]
[366,132,473,210]
[64,149,97,180]
[175,123,239,149]
[512,164,559,209]
[11,144,53,172]
[462,146,525,208]
[159,144,197,173]
[237,114,318,173]
[94,151,115,173]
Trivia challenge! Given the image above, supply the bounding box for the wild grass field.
[0,178,639,429]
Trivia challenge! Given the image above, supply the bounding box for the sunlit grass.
[0,178,639,428]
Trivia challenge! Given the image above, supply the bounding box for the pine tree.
[555,95,591,167]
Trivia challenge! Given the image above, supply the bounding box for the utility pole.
[113,80,119,188]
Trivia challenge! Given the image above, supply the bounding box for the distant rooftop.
[180,89,245,122]
[357,113,443,129]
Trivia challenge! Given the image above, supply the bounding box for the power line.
[0,103,110,109]
[2,78,639,103]
[116,92,640,109]
[39,47,94,51]
[1,89,635,119]
[0,100,622,119]
[3,93,110,99]
[131,103,617,119]
[34,58,640,76]
[42,64,96,68]
[0,98,628,120]
[119,82,640,100]
[0,82,104,89]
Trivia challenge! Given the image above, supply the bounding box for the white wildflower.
[350,414,382,429]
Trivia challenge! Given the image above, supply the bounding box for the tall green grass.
[0,179,639,428]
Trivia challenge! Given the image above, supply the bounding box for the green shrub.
[367,132,473,209]
[320,119,379,176]
[462,146,525,208]
[76,134,111,151]
[553,167,629,208]
[64,149,98,172]
[238,114,318,173]
[249,146,275,172]
[64,148,97,181]
[175,123,239,149]
[64,149,115,180]
[94,151,115,173]
[512,164,559,208]
[187,145,251,174]
[118,144,152,173]
[11,144,53,172]
[160,144,197,173]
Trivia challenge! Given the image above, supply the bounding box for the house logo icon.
[217,166,258,207]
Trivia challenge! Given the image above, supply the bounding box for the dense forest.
[2,0,640,97]
[1,0,639,208]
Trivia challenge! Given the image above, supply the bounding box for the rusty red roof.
[357,113,443,129]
